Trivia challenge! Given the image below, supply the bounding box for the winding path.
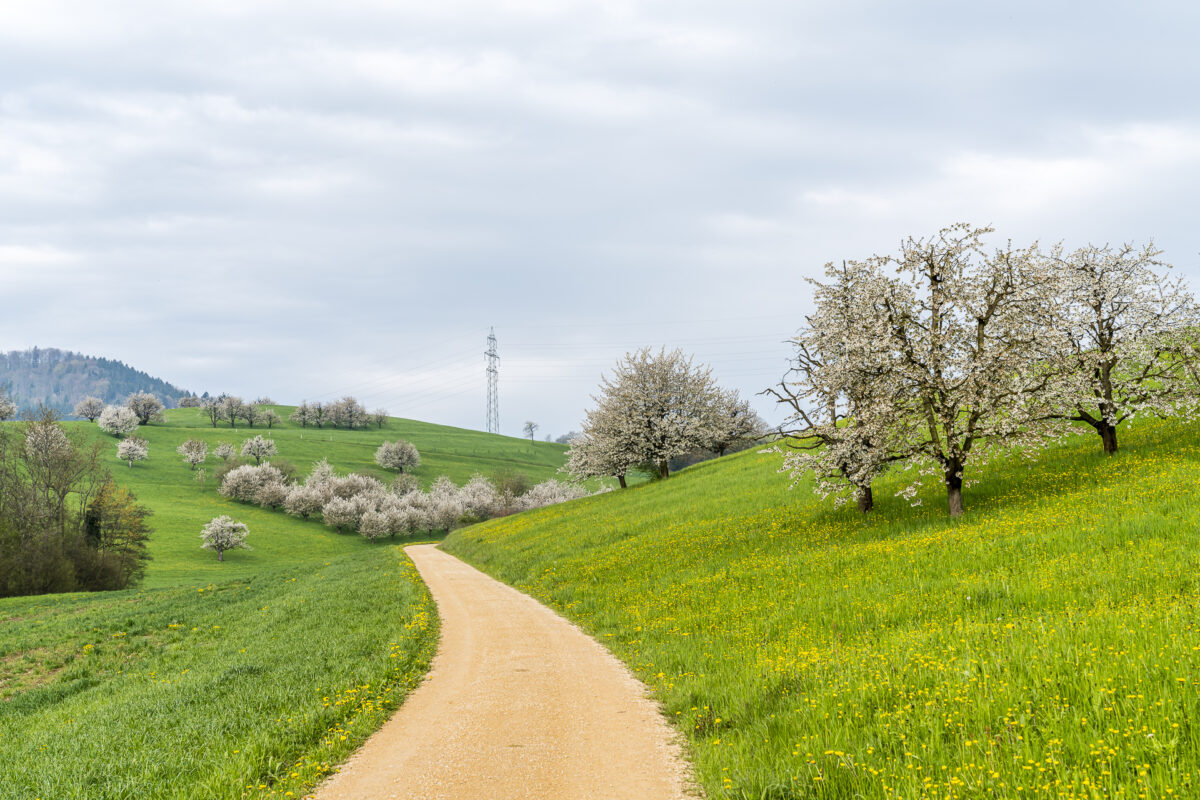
[313,544,694,800]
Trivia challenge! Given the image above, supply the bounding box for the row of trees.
[217,457,597,542]
[765,225,1200,516]
[565,348,765,487]
[290,398,388,430]
[201,396,282,429]
[0,413,152,596]
[78,391,165,428]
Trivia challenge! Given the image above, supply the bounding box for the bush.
[219,464,284,503]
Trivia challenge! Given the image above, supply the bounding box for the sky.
[3,1,1200,438]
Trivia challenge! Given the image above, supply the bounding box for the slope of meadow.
[80,406,568,587]
[445,419,1200,799]
[0,408,567,799]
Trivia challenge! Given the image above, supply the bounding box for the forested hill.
[0,347,191,416]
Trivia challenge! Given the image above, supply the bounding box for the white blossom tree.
[98,405,140,437]
[877,224,1065,516]
[200,515,250,562]
[219,464,284,503]
[239,402,261,428]
[220,396,245,428]
[322,497,359,533]
[125,392,165,425]
[707,389,765,457]
[263,409,281,429]
[372,408,389,428]
[375,440,420,472]
[176,438,208,470]
[256,481,288,510]
[240,435,278,465]
[74,396,105,421]
[765,258,915,512]
[358,510,391,542]
[290,401,313,427]
[1047,241,1200,453]
[573,347,724,480]
[284,484,325,520]
[214,441,237,461]
[0,393,15,422]
[117,437,149,468]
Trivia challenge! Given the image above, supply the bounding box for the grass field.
[74,406,568,587]
[444,418,1200,799]
[0,408,568,800]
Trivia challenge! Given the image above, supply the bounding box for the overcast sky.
[2,1,1199,437]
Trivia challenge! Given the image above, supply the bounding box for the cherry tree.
[221,396,245,428]
[375,440,420,472]
[176,438,208,470]
[125,392,165,425]
[74,396,105,421]
[322,497,359,533]
[877,224,1065,516]
[214,441,236,461]
[117,437,149,468]
[372,408,389,428]
[1048,241,1200,453]
[203,399,224,428]
[563,424,633,488]
[707,389,765,457]
[263,409,281,429]
[0,393,15,422]
[240,435,277,465]
[284,484,325,520]
[573,347,724,480]
[200,515,250,562]
[765,259,915,512]
[98,405,139,437]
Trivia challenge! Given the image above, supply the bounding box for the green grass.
[0,408,568,799]
[0,544,437,800]
[444,418,1200,800]
[76,406,568,587]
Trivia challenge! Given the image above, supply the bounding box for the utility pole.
[485,327,499,434]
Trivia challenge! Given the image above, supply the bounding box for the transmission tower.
[485,327,499,434]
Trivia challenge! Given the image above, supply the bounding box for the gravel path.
[312,543,694,800]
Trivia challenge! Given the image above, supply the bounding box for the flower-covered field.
[0,546,436,800]
[445,418,1200,799]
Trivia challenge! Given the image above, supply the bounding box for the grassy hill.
[83,406,569,587]
[444,418,1200,799]
[0,407,568,800]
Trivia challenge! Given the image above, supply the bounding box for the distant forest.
[0,347,191,418]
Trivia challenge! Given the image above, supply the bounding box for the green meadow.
[0,408,567,800]
[445,418,1200,800]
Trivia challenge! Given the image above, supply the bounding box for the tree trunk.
[1098,421,1118,454]
[856,485,874,513]
[617,474,627,489]
[945,461,964,517]
[217,549,224,562]
[658,460,669,479]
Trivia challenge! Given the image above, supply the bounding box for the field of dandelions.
[446,417,1200,800]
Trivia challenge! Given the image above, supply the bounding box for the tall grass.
[445,419,1200,799]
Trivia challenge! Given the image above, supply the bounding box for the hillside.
[81,406,570,587]
[444,418,1200,799]
[0,407,569,799]
[0,347,191,416]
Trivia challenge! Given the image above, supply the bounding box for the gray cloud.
[2,1,1198,437]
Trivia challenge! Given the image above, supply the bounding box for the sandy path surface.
[312,543,694,800]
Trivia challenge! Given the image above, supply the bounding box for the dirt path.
[312,543,694,800]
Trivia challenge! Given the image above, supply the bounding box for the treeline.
[0,347,191,417]
[0,413,152,597]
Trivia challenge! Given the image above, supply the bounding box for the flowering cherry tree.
[375,440,420,472]
[240,435,278,465]
[117,437,149,468]
[125,392,165,425]
[74,396,105,421]
[176,438,208,470]
[98,405,139,437]
[200,515,250,562]
[1048,241,1200,453]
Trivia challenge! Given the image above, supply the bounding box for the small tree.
[200,515,250,562]
[240,435,277,465]
[98,405,139,437]
[322,497,359,533]
[202,399,223,428]
[263,409,281,429]
[0,393,16,422]
[284,484,325,520]
[221,396,245,428]
[214,441,236,461]
[707,389,764,457]
[375,440,420,472]
[176,438,208,470]
[358,510,391,542]
[125,392,165,425]
[523,421,539,442]
[372,408,389,428]
[290,401,313,427]
[1048,241,1200,453]
[74,396,105,421]
[117,437,149,468]
[240,402,261,428]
